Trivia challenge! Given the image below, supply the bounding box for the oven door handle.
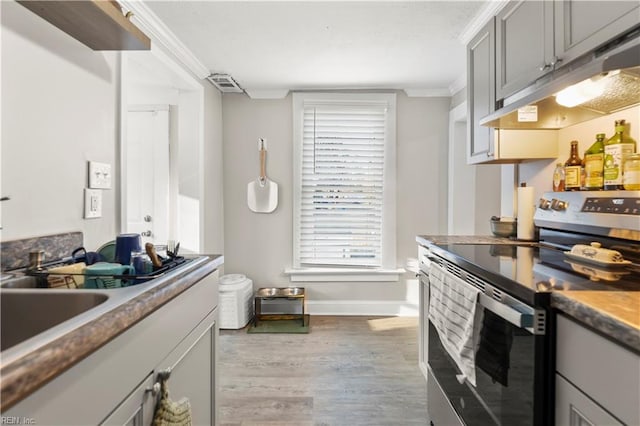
[478,293,533,329]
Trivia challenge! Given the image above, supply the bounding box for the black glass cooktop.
[431,243,640,306]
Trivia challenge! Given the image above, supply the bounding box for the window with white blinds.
[292,93,396,269]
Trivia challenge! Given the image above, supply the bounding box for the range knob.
[538,198,551,210]
[550,199,568,211]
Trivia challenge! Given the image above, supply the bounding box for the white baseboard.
[257,299,419,317]
[306,300,419,317]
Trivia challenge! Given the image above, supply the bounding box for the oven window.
[428,311,535,426]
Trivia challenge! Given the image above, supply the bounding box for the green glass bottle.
[604,119,637,190]
[583,133,606,190]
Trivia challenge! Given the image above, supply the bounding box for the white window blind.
[295,98,392,268]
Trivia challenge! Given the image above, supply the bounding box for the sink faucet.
[28,250,45,271]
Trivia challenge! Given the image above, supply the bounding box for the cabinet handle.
[551,56,563,67]
[146,382,161,396]
[539,63,551,71]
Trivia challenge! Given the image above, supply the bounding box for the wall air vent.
[206,73,244,93]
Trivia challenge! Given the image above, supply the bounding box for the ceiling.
[137,1,491,98]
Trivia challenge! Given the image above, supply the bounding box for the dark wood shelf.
[17,1,150,51]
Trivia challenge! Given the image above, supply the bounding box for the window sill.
[284,267,405,282]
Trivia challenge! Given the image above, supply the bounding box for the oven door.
[427,281,552,426]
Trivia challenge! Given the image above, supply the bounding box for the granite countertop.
[552,291,640,353]
[416,235,639,353]
[0,254,224,409]
[416,235,538,246]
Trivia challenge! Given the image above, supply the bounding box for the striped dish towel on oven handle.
[428,262,481,387]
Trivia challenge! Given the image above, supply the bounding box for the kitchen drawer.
[556,314,639,425]
[101,374,155,425]
[427,367,462,426]
[556,375,622,426]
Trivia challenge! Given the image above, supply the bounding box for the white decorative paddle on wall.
[247,138,278,213]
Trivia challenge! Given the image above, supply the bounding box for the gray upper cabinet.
[467,18,496,164]
[554,0,640,65]
[495,0,640,101]
[495,0,554,100]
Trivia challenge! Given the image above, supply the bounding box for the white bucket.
[219,274,254,329]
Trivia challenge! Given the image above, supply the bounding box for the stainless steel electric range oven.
[421,191,640,426]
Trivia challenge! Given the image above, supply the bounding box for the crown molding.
[448,73,467,96]
[244,89,290,99]
[458,0,508,46]
[403,88,451,98]
[118,1,210,79]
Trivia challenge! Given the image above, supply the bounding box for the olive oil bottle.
[604,120,637,190]
[583,133,606,190]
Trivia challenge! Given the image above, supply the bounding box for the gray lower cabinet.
[101,374,156,426]
[4,270,219,426]
[467,18,496,164]
[555,314,639,426]
[151,308,218,426]
[101,308,218,426]
[556,375,622,426]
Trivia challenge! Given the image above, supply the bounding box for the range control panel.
[535,191,640,239]
[581,197,640,215]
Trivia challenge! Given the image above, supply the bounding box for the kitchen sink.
[0,275,41,289]
[0,256,206,362]
[0,291,109,351]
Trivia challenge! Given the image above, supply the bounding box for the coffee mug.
[85,262,135,289]
[115,233,142,266]
[131,251,153,275]
[47,262,87,288]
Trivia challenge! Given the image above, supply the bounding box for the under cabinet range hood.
[482,28,640,130]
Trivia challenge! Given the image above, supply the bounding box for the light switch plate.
[88,161,112,189]
[84,189,102,219]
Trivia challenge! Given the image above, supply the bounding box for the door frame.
[125,105,171,245]
[119,46,205,252]
[447,101,475,235]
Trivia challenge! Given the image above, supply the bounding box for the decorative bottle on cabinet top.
[564,141,582,191]
[604,119,637,190]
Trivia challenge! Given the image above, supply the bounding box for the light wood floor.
[218,316,428,426]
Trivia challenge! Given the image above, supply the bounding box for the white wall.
[448,102,501,235]
[1,1,225,256]
[222,91,450,315]
[203,84,224,255]
[1,1,118,249]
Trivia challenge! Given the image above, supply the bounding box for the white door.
[126,109,170,246]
